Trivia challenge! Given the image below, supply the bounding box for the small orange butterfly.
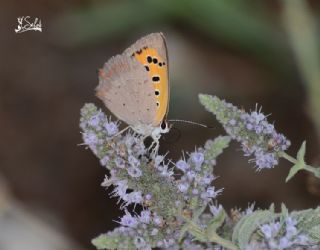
[96,33,170,153]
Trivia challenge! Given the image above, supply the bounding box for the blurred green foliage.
[52,0,290,73]
[282,0,320,140]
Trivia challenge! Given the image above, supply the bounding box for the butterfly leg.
[147,139,160,159]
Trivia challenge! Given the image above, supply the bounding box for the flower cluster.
[199,95,291,170]
[175,145,222,207]
[246,216,313,250]
[81,97,320,250]
[80,104,229,250]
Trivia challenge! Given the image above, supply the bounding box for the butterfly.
[96,33,170,153]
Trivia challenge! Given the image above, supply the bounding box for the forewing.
[124,33,170,126]
[96,55,157,126]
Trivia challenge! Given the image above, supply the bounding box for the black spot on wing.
[152,76,160,82]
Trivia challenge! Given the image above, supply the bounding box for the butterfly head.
[151,120,170,141]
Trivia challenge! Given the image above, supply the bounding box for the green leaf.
[92,234,118,250]
[284,141,308,182]
[308,224,320,242]
[179,223,190,242]
[180,205,207,242]
[181,217,207,242]
[206,209,227,235]
[285,163,303,182]
[296,141,306,164]
[232,209,278,250]
[193,205,207,220]
[291,207,320,242]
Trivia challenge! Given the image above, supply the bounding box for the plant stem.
[281,152,320,178]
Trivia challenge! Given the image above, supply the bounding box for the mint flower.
[82,100,320,250]
[199,94,291,170]
[80,103,232,249]
[252,215,313,249]
[176,160,190,172]
[119,210,139,228]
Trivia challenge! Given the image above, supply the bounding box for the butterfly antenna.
[168,119,214,129]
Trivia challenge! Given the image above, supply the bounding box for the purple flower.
[254,125,263,134]
[206,186,221,198]
[260,224,272,239]
[176,160,189,172]
[139,210,151,224]
[105,122,118,136]
[119,211,138,228]
[145,193,152,200]
[279,237,290,249]
[100,155,109,166]
[255,151,278,170]
[260,222,280,239]
[209,204,223,216]
[285,217,298,237]
[157,164,174,177]
[128,155,140,168]
[88,114,102,127]
[111,180,128,198]
[186,170,196,181]
[251,111,265,123]
[246,123,253,130]
[123,191,143,205]
[200,96,290,170]
[127,166,142,178]
[199,173,214,185]
[83,131,98,146]
[178,182,190,193]
[229,119,236,126]
[192,189,199,195]
[115,157,126,169]
[191,152,204,167]
[245,203,255,215]
[200,187,222,201]
[264,123,274,134]
[153,215,163,226]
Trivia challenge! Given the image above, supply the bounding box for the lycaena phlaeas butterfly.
[96,33,170,153]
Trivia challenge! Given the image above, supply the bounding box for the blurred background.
[1,0,320,249]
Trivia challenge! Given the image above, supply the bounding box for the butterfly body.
[96,33,170,144]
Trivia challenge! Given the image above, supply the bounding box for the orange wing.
[133,47,169,126]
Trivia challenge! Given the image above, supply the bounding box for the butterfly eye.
[160,120,168,131]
